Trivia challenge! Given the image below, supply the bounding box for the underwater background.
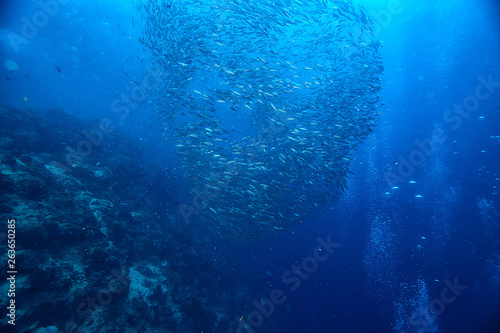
[1,0,500,332]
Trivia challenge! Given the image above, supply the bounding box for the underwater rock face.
[140,0,384,240]
[0,105,245,333]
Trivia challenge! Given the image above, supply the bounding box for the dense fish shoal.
[138,0,384,240]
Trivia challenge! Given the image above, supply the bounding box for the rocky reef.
[0,105,248,333]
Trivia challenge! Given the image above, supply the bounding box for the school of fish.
[138,0,384,240]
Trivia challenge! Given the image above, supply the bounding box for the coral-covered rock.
[0,105,244,333]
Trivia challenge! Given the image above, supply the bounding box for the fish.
[138,0,384,240]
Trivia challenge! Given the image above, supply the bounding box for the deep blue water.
[1,1,500,333]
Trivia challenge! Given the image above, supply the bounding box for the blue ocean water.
[1,1,499,333]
